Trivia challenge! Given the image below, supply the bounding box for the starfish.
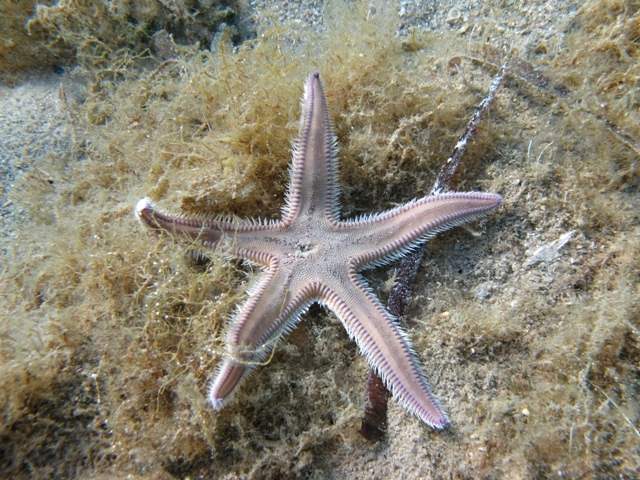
[136,72,502,428]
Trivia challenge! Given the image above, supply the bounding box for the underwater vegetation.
[0,0,245,81]
[0,0,638,478]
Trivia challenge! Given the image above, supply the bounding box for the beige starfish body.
[136,72,502,428]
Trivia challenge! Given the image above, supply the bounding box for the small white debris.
[446,7,461,24]
[525,230,576,267]
[522,408,530,416]
[474,282,490,299]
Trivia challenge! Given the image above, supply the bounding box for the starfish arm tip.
[135,197,152,218]
[395,384,451,430]
[207,358,252,411]
[209,394,225,411]
[207,379,227,411]
[412,402,450,429]
[431,414,451,430]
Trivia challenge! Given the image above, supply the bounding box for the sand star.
[136,72,502,428]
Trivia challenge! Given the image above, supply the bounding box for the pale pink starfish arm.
[136,197,231,244]
[136,198,292,264]
[208,261,317,408]
[342,192,503,269]
[323,268,449,428]
[284,72,340,224]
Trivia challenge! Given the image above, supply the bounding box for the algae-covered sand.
[1,0,639,478]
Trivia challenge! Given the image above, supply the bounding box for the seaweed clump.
[0,0,245,81]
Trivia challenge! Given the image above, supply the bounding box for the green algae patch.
[1,0,639,478]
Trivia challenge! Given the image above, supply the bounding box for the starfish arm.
[343,192,502,269]
[136,198,290,264]
[136,197,240,247]
[208,262,317,409]
[283,72,340,224]
[320,267,449,428]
